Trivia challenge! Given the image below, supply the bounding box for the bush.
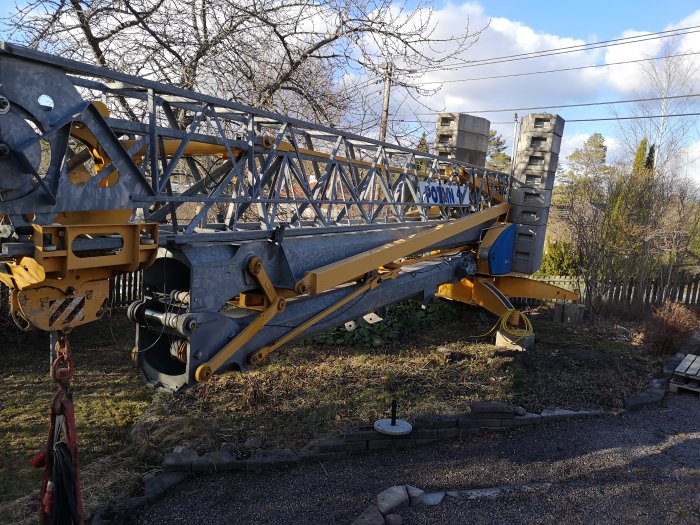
[645,301,700,355]
[536,238,578,277]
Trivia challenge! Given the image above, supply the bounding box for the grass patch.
[133,302,659,456]
[0,301,661,522]
[0,314,150,522]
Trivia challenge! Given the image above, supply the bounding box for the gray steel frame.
[0,42,510,233]
[0,43,512,390]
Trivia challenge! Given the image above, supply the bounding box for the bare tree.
[4,0,483,129]
[614,41,700,176]
[557,136,621,312]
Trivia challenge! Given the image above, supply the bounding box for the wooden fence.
[109,272,700,311]
[2,271,700,316]
[512,274,700,311]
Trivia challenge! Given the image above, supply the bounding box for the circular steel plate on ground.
[374,418,413,435]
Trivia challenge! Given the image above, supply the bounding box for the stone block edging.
[158,401,607,475]
[93,400,606,522]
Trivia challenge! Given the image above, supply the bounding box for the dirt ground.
[136,393,700,525]
[0,303,667,522]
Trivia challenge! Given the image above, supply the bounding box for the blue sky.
[1,0,18,12]
[479,0,700,40]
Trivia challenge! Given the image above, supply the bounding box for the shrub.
[536,238,578,277]
[645,301,700,355]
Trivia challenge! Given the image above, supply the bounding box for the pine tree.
[486,130,511,172]
[416,131,430,172]
[645,144,656,171]
[567,133,607,179]
[416,132,429,153]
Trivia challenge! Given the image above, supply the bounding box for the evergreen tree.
[645,144,656,171]
[416,132,429,153]
[567,133,607,179]
[416,131,430,172]
[486,130,511,172]
[631,138,648,174]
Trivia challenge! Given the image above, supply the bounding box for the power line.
[418,25,700,72]
[470,26,700,66]
[354,25,700,89]
[387,112,700,125]
[566,112,700,122]
[413,50,700,85]
[408,92,700,115]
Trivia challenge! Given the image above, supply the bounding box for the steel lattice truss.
[0,43,511,236]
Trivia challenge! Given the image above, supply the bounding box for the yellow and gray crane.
[0,42,577,393]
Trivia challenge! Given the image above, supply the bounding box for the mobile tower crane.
[0,42,581,523]
[0,42,578,393]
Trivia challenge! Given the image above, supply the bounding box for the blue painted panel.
[488,223,516,275]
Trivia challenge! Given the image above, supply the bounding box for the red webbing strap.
[33,333,83,525]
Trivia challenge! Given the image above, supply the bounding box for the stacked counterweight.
[434,113,491,166]
[509,114,564,274]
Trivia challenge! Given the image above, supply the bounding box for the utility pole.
[509,112,519,176]
[379,62,393,142]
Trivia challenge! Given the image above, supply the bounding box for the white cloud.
[416,6,604,113]
[602,30,664,93]
[670,9,700,53]
[378,1,699,181]
[558,133,591,164]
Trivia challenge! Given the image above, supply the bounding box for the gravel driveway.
[136,394,699,524]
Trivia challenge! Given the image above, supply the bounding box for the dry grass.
[645,301,700,355]
[0,301,661,522]
[131,302,660,457]
[0,314,150,520]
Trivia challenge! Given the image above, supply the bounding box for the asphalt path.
[136,394,700,524]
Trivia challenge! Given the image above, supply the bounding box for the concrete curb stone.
[624,388,665,411]
[345,426,389,442]
[246,449,297,472]
[319,437,367,453]
[469,400,515,415]
[297,449,348,462]
[421,492,446,506]
[162,447,197,472]
[406,485,424,506]
[413,414,457,428]
[540,409,579,421]
[143,472,189,500]
[206,451,246,472]
[436,427,460,439]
